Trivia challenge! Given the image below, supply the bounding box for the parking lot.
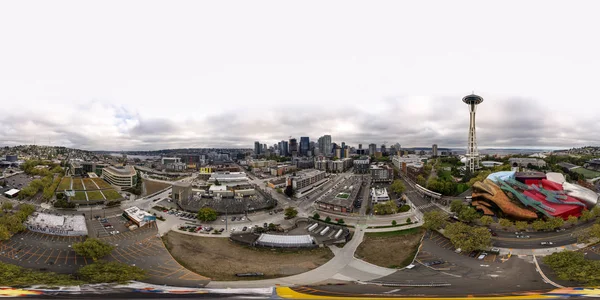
[0,231,88,273]
[0,221,210,287]
[419,231,501,269]
[0,173,33,193]
[86,215,132,238]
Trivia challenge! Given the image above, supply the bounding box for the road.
[490,221,596,248]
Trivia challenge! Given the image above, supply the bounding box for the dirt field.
[143,179,171,195]
[162,231,334,280]
[355,228,425,269]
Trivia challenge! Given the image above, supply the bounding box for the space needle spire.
[462,93,484,173]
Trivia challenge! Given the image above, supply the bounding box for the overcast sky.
[1,0,599,151]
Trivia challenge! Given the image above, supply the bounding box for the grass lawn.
[86,190,105,200]
[92,178,112,189]
[143,179,171,196]
[72,191,87,201]
[356,227,424,269]
[102,189,122,200]
[572,167,600,179]
[57,177,71,191]
[82,178,99,190]
[335,193,350,199]
[163,231,334,281]
[71,178,84,191]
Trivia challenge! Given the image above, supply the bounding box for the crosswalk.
[416,203,436,210]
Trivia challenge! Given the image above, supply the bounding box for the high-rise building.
[254,141,261,155]
[318,135,332,157]
[358,144,362,149]
[463,94,484,173]
[368,143,377,156]
[262,144,267,153]
[300,137,310,156]
[380,144,386,155]
[395,143,401,151]
[289,138,298,156]
[278,140,289,156]
[432,144,438,157]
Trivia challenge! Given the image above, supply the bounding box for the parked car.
[477,253,487,260]
[231,216,236,221]
[242,226,248,231]
[424,260,443,266]
[219,228,225,233]
[469,251,478,258]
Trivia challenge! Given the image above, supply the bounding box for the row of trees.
[491,206,600,231]
[422,211,491,252]
[543,251,600,285]
[0,204,35,241]
[20,159,63,177]
[195,206,299,222]
[450,200,480,222]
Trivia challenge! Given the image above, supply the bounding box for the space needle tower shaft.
[462,94,484,173]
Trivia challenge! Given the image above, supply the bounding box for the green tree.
[0,225,11,241]
[532,219,547,231]
[416,175,426,186]
[423,211,448,230]
[566,215,578,227]
[0,215,25,233]
[592,206,600,218]
[72,238,114,261]
[445,222,492,252]
[284,207,298,219]
[337,218,345,224]
[543,251,600,285]
[325,216,331,223]
[499,218,513,229]
[373,201,398,215]
[406,217,412,224]
[547,217,564,230]
[1,202,13,211]
[313,213,320,220]
[389,180,406,195]
[78,261,147,284]
[450,200,464,214]
[458,206,480,223]
[214,179,221,186]
[392,220,397,226]
[581,209,594,222]
[576,223,600,243]
[276,188,283,194]
[515,221,529,231]
[196,207,218,222]
[479,215,493,226]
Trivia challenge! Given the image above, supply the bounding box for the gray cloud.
[0,95,598,151]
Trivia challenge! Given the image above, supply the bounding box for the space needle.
[463,93,484,173]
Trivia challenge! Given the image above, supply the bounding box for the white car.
[541,242,554,245]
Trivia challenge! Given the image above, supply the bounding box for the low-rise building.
[371,187,390,203]
[287,169,327,197]
[509,158,547,168]
[353,157,370,174]
[101,165,137,188]
[270,164,297,176]
[267,177,287,189]
[26,213,88,236]
[330,158,353,173]
[208,171,249,187]
[370,164,394,183]
[123,206,155,227]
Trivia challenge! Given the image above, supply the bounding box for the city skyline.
[1,1,600,151]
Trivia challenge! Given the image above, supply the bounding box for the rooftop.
[104,165,136,176]
[124,206,154,223]
[290,169,324,179]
